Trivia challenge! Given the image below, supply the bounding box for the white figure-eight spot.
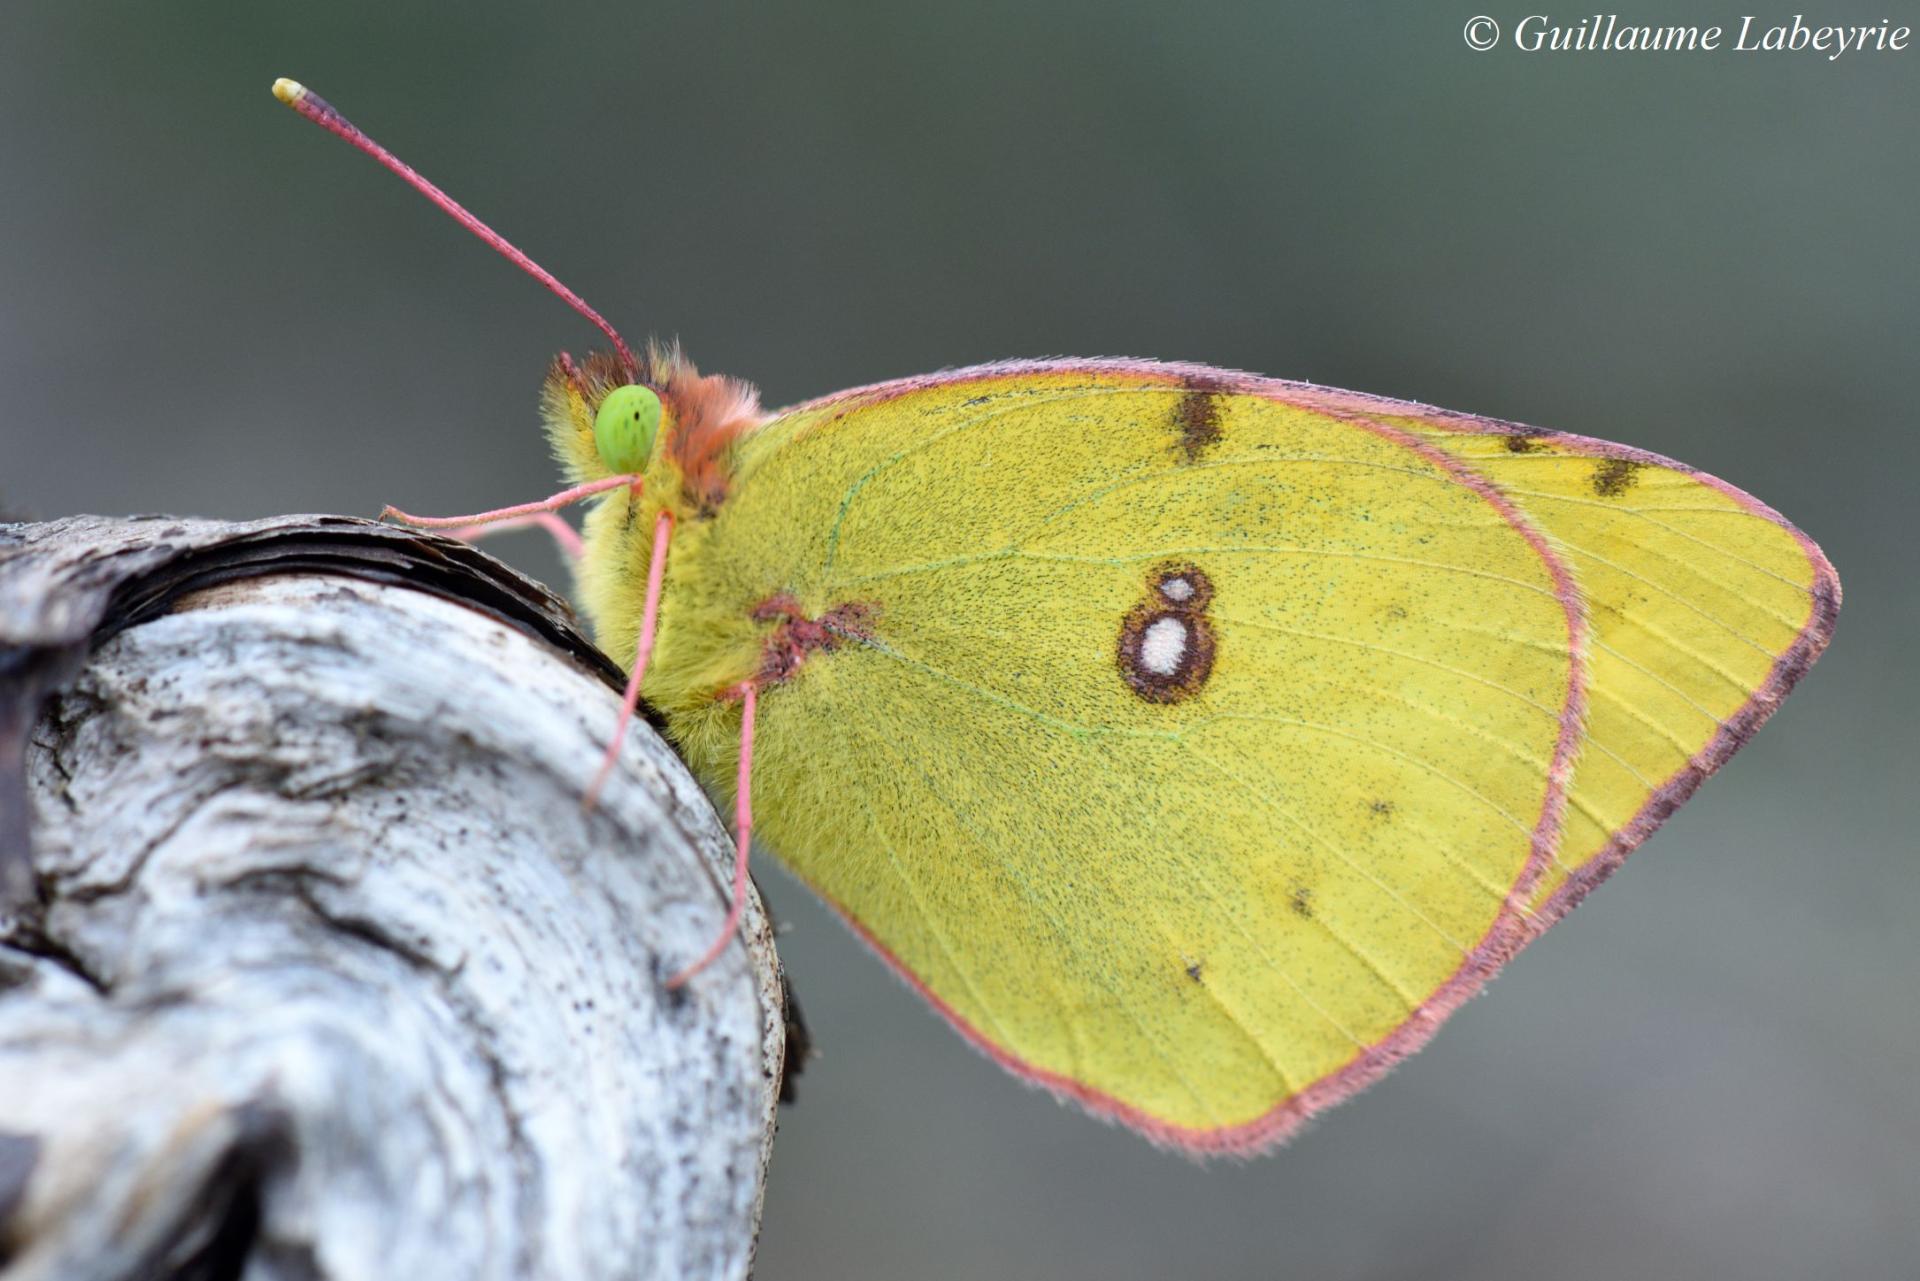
[1117,562,1216,704]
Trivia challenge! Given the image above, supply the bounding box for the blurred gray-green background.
[3,4,1913,1278]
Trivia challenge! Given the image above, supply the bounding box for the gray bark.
[0,516,792,1281]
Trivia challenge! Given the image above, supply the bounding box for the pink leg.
[383,474,640,530]
[667,680,758,990]
[583,509,675,810]
[444,511,585,560]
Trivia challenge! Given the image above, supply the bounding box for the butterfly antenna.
[272,78,640,379]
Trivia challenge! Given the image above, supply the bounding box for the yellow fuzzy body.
[545,359,1835,1151]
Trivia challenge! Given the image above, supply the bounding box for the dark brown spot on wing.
[1591,457,1642,497]
[1116,562,1217,704]
[1369,799,1395,818]
[1185,960,1204,983]
[1504,433,1545,453]
[1117,608,1215,703]
[1173,375,1225,462]
[1290,886,1314,918]
[1151,562,1214,611]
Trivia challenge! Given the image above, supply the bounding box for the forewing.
[1376,407,1838,920]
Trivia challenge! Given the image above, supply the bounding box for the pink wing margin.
[772,357,1839,1155]
[1252,373,1844,936]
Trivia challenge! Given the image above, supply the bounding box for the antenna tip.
[272,78,308,107]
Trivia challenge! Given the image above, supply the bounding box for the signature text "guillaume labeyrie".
[1513,15,1911,59]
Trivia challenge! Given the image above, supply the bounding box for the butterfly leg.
[440,511,585,559]
[666,678,758,990]
[382,473,642,532]
[584,508,676,810]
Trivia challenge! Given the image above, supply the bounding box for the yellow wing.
[627,361,1833,1153]
[1316,390,1838,924]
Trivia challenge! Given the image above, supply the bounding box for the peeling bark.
[0,517,789,1281]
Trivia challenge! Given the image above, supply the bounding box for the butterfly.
[275,80,1840,1155]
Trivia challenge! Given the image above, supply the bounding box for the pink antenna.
[272,78,639,378]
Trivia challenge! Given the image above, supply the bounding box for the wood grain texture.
[0,517,789,1281]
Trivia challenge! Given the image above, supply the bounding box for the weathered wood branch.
[0,516,793,1281]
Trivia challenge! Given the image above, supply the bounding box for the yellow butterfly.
[277,80,1839,1155]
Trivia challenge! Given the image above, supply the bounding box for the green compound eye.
[593,383,663,474]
